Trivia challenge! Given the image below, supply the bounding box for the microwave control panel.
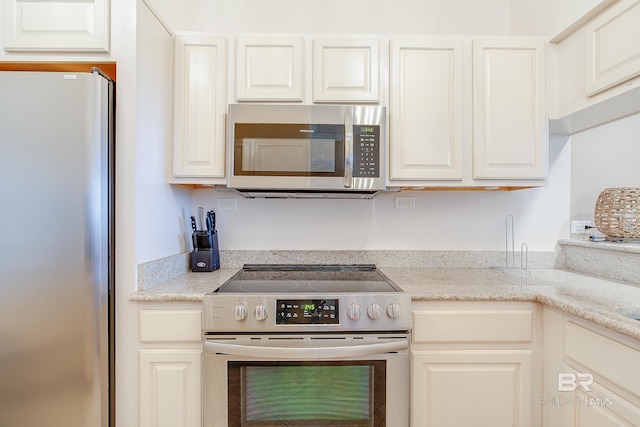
[353,125,380,177]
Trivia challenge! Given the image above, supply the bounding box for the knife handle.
[190,216,197,232]
[207,210,216,232]
[198,207,205,231]
[206,212,213,232]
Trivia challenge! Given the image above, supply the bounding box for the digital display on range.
[276,299,339,325]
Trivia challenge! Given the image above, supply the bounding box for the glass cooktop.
[214,264,402,294]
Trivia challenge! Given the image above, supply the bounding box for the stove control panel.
[203,294,413,332]
[275,299,339,325]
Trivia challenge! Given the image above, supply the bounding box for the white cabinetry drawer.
[139,310,202,342]
[565,321,640,398]
[413,309,533,343]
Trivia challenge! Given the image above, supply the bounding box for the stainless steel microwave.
[227,104,386,198]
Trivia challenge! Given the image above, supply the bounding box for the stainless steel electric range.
[202,264,412,427]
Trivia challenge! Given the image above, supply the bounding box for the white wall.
[148,0,511,35]
[135,1,193,263]
[570,113,640,222]
[509,0,608,38]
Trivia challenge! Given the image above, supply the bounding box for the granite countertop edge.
[129,267,640,341]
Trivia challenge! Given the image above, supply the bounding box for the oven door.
[203,333,409,427]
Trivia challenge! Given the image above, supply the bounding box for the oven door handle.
[204,339,408,359]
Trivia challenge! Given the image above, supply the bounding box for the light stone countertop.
[129,267,640,341]
[130,268,238,302]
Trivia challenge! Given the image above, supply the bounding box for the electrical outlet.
[394,196,415,210]
[571,220,593,234]
[217,198,238,211]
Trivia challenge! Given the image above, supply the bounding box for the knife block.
[191,231,220,272]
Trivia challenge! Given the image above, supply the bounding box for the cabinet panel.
[412,350,533,427]
[139,310,202,342]
[236,36,303,101]
[565,321,640,398]
[473,39,547,179]
[585,0,640,96]
[4,0,109,51]
[562,367,640,427]
[389,39,464,181]
[413,309,533,343]
[139,349,202,427]
[312,38,379,102]
[172,34,227,179]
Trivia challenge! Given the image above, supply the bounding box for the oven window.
[228,361,386,426]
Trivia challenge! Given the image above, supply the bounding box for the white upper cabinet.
[3,0,109,52]
[312,38,380,103]
[473,39,547,180]
[389,39,464,181]
[584,0,640,97]
[235,36,304,101]
[389,37,547,187]
[172,34,227,182]
[550,0,640,134]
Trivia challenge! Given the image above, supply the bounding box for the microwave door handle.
[344,114,353,188]
[203,339,407,359]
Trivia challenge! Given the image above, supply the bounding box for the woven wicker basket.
[594,187,640,238]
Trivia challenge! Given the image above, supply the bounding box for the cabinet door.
[312,38,379,102]
[236,36,303,101]
[585,0,640,97]
[389,39,464,181]
[172,34,227,179]
[139,349,202,427]
[473,39,547,180]
[3,0,109,51]
[557,366,640,427]
[561,321,640,427]
[412,350,533,427]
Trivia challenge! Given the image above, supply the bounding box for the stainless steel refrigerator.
[0,69,114,427]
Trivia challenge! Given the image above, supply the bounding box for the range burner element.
[215,264,399,294]
[203,264,412,333]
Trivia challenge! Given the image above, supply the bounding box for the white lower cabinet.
[139,309,202,427]
[413,349,533,427]
[561,320,640,427]
[411,301,540,427]
[565,375,640,427]
[542,308,640,427]
[139,349,202,427]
